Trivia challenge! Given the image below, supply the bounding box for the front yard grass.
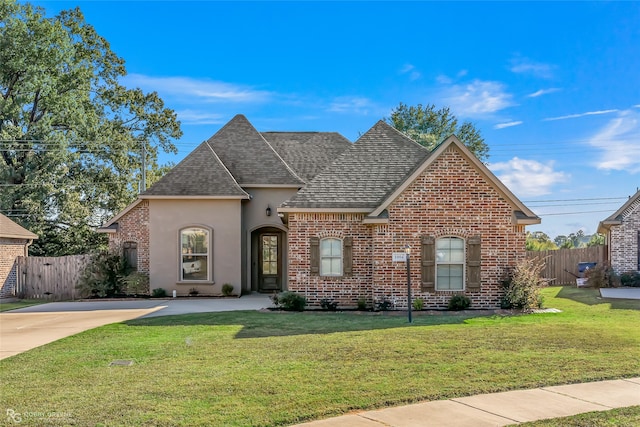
[0,299,48,312]
[0,286,638,426]
[514,406,640,426]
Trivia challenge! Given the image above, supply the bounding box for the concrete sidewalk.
[600,287,640,300]
[293,378,640,427]
[0,294,273,359]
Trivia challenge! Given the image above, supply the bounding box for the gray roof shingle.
[208,115,304,186]
[0,213,38,239]
[142,141,248,197]
[262,132,352,182]
[281,120,430,209]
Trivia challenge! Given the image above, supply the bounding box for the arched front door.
[251,227,284,292]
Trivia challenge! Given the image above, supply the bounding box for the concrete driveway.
[0,294,273,360]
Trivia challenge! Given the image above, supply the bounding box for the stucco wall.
[610,197,640,274]
[0,238,28,298]
[286,145,527,309]
[148,199,242,296]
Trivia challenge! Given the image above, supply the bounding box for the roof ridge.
[257,132,307,185]
[205,142,250,198]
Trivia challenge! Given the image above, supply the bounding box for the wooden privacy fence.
[526,245,607,285]
[16,255,90,301]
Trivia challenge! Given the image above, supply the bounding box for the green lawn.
[514,406,640,426]
[0,299,48,312]
[1,286,638,426]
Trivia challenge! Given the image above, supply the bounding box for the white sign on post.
[392,252,407,262]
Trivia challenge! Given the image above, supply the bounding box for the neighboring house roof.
[0,213,38,239]
[207,114,305,186]
[280,120,431,210]
[142,140,249,198]
[262,132,352,182]
[598,189,640,234]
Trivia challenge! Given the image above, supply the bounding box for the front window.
[436,237,464,290]
[320,238,342,276]
[180,227,209,281]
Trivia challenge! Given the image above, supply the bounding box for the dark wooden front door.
[258,233,281,291]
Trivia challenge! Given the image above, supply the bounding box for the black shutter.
[467,235,481,291]
[343,237,353,276]
[310,237,320,275]
[421,236,435,292]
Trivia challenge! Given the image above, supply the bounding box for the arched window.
[180,227,210,281]
[320,238,343,276]
[435,237,465,290]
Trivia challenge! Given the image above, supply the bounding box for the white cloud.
[175,110,225,125]
[510,57,555,79]
[123,74,272,103]
[399,64,421,81]
[543,109,619,121]
[634,104,640,108]
[327,96,377,115]
[490,157,569,197]
[494,121,523,129]
[440,79,515,117]
[586,110,640,173]
[527,88,560,98]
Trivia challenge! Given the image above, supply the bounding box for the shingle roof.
[598,189,640,232]
[281,120,430,209]
[142,140,249,197]
[0,213,38,239]
[262,132,352,182]
[208,115,304,186]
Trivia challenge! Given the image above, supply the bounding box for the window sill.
[177,281,215,285]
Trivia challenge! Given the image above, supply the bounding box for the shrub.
[412,298,424,310]
[447,294,471,310]
[76,251,126,298]
[620,271,640,287]
[188,287,199,296]
[152,288,167,298]
[122,272,149,296]
[376,299,392,311]
[357,297,367,310]
[501,257,547,311]
[221,283,234,296]
[320,298,338,311]
[271,291,306,311]
[585,263,616,288]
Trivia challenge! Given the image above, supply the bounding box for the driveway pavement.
[600,287,640,299]
[0,294,273,360]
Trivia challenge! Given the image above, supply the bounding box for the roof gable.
[208,115,304,186]
[0,213,38,239]
[598,189,640,233]
[262,131,352,182]
[142,140,249,198]
[369,135,539,224]
[280,120,430,210]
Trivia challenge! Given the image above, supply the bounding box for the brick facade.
[609,197,640,274]
[108,200,150,273]
[0,238,29,298]
[287,146,527,309]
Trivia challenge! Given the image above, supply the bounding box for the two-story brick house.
[100,115,540,308]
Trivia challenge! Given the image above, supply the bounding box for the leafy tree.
[586,233,605,247]
[386,102,489,162]
[525,231,558,251]
[0,1,181,255]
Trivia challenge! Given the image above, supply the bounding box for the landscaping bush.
[222,283,234,296]
[320,298,338,311]
[122,272,149,296]
[357,297,367,310]
[447,294,471,310]
[376,299,392,311]
[412,298,424,310]
[620,271,640,287]
[188,287,199,296]
[271,291,306,311]
[584,262,617,288]
[76,251,127,298]
[152,288,168,298]
[501,257,547,311]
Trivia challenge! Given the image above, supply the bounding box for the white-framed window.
[320,237,342,276]
[436,237,465,290]
[180,227,210,281]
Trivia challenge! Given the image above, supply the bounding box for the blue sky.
[30,1,640,239]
